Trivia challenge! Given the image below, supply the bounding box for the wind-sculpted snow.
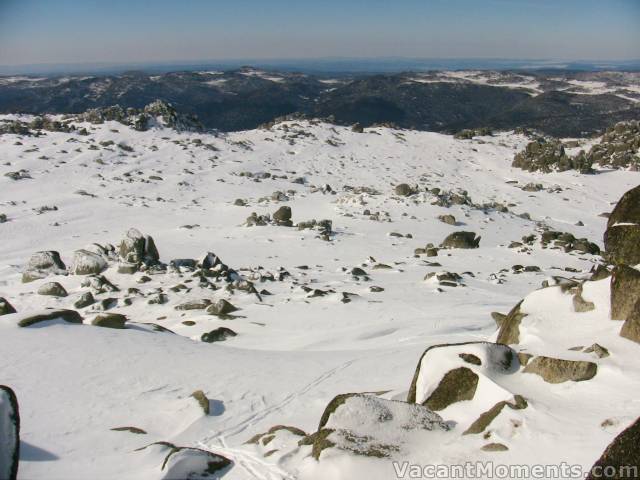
[0,117,639,479]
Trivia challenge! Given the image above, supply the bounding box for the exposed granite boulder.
[22,251,66,283]
[70,249,108,275]
[37,282,68,297]
[496,300,526,344]
[118,228,160,267]
[610,265,640,321]
[620,299,640,344]
[92,313,127,329]
[522,356,597,383]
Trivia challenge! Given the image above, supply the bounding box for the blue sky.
[0,0,638,66]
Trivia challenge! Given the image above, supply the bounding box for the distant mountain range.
[1,68,639,137]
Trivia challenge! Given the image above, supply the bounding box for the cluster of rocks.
[585,121,640,170]
[246,207,334,239]
[73,100,203,132]
[453,127,492,140]
[0,116,89,137]
[509,229,600,255]
[512,138,593,173]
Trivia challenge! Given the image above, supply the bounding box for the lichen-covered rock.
[604,184,640,266]
[422,367,479,411]
[22,251,66,283]
[440,231,480,249]
[0,298,17,316]
[0,385,19,480]
[610,265,640,321]
[586,416,640,480]
[522,356,597,383]
[70,249,108,275]
[37,282,68,297]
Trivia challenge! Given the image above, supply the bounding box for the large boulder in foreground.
[0,385,20,480]
[586,416,640,480]
[604,184,640,266]
[620,299,640,344]
[440,231,480,249]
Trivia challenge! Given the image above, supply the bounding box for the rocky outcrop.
[604,185,640,266]
[0,386,19,480]
[201,327,237,343]
[92,313,127,329]
[587,121,640,170]
[513,139,591,173]
[620,300,640,344]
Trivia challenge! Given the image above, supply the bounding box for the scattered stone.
[206,299,238,316]
[273,206,293,226]
[464,395,527,435]
[92,313,127,329]
[0,298,17,316]
[191,390,210,415]
[437,214,456,225]
[394,183,415,196]
[481,443,509,452]
[110,426,147,434]
[37,282,68,297]
[584,344,610,359]
[73,292,95,309]
[440,231,480,249]
[201,327,237,343]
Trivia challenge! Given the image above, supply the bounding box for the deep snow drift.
[0,117,639,479]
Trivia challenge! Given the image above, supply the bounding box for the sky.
[0,0,639,67]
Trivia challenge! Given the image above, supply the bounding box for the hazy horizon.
[1,0,638,70]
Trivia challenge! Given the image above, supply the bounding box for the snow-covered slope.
[0,118,638,479]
